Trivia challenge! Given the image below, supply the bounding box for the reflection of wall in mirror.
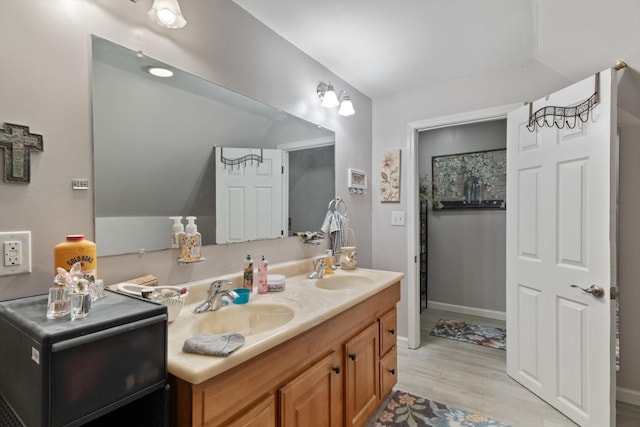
[288,145,335,235]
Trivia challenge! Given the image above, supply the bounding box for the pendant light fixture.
[148,0,187,29]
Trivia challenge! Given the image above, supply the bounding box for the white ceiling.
[234,0,640,100]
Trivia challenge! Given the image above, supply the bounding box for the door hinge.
[282,166,284,174]
[414,255,417,263]
[611,286,618,300]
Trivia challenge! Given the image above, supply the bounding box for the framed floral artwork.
[380,149,401,202]
[431,148,506,210]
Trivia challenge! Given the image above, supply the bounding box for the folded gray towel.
[182,332,245,357]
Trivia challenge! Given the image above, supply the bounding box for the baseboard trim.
[427,301,506,321]
[617,386,640,406]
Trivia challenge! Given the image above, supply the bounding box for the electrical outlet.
[391,211,406,226]
[0,231,31,276]
[4,241,21,266]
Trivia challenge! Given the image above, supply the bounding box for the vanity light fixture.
[337,91,355,117]
[147,0,187,29]
[317,81,340,108]
[317,81,356,116]
[147,67,174,78]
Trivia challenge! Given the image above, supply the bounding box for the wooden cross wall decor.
[0,123,44,183]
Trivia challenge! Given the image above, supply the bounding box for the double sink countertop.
[165,259,403,385]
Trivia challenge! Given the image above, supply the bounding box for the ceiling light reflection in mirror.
[91,36,335,257]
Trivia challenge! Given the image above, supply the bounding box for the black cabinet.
[0,291,168,427]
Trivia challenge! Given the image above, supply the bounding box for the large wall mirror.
[91,36,335,256]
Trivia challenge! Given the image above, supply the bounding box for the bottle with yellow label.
[54,235,97,278]
[324,250,335,275]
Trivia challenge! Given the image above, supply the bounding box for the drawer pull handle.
[332,366,341,374]
[389,368,396,375]
[349,353,357,361]
[388,328,395,335]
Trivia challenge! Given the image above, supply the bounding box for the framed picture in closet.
[431,148,506,210]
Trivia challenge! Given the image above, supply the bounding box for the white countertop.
[166,259,403,385]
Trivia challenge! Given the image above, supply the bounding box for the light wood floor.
[395,308,640,427]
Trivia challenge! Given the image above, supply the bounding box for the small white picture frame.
[348,168,367,193]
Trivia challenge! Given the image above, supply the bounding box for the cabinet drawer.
[379,308,397,356]
[380,348,397,399]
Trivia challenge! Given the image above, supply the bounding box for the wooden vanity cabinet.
[378,308,398,398]
[279,351,343,426]
[169,281,400,427]
[345,321,380,427]
[226,394,276,427]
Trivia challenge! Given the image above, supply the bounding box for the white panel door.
[215,147,284,243]
[506,69,617,426]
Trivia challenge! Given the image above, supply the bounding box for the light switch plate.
[0,231,31,276]
[391,211,406,226]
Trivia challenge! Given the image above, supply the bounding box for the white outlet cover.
[0,231,31,276]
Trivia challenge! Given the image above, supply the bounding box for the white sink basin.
[313,273,374,290]
[189,303,295,336]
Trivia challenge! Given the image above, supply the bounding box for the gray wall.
[0,0,372,299]
[419,120,506,313]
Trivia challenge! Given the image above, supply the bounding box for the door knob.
[570,284,605,298]
[332,366,341,374]
[349,353,356,361]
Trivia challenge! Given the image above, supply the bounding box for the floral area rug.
[366,390,512,427]
[428,319,506,351]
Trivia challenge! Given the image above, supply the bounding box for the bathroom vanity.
[166,263,402,427]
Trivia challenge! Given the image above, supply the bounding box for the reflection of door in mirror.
[215,147,285,243]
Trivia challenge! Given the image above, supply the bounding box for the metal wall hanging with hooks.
[219,147,263,169]
[526,72,600,132]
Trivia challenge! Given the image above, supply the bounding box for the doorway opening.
[418,119,507,317]
[405,104,520,350]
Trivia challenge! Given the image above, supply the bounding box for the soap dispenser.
[182,216,202,262]
[170,216,184,249]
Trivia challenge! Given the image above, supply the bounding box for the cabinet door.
[379,349,397,399]
[279,351,342,427]
[225,394,276,427]
[379,308,397,357]
[345,322,379,427]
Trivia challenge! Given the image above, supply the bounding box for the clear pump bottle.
[170,216,184,249]
[243,255,254,291]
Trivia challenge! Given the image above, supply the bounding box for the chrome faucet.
[307,256,327,279]
[194,280,239,313]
